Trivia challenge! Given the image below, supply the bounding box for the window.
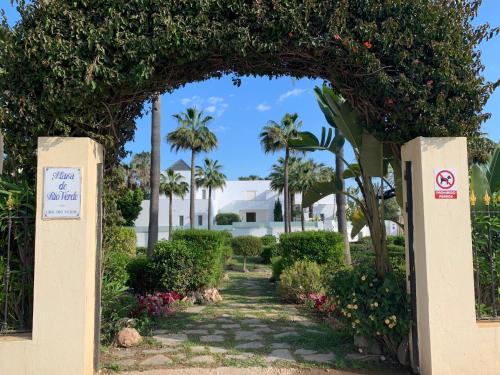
[320,214,325,222]
[245,191,257,200]
[198,215,203,226]
[202,189,207,200]
[179,215,184,226]
[246,212,256,222]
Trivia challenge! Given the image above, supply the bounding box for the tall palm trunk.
[207,186,212,230]
[168,193,173,239]
[148,94,161,258]
[0,131,4,175]
[335,129,351,265]
[190,150,196,229]
[290,191,295,230]
[283,147,290,233]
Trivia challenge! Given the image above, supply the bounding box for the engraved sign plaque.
[43,167,82,219]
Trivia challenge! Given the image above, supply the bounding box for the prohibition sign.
[435,169,455,190]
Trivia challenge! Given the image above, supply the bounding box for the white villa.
[133,159,398,246]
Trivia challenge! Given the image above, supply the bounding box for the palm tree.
[335,128,351,265]
[0,131,4,175]
[148,94,161,257]
[260,113,303,232]
[167,107,218,229]
[289,159,331,231]
[160,168,190,238]
[195,158,227,230]
[130,151,151,194]
[269,156,301,228]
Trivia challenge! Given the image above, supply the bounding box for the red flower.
[363,41,373,49]
[334,34,342,41]
[288,32,294,38]
[426,80,434,86]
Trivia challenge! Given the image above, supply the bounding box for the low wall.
[0,138,103,375]
[402,137,500,375]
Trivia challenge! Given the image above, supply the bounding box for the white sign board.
[434,168,457,199]
[43,167,82,219]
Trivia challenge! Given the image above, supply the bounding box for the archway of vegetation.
[0,0,497,368]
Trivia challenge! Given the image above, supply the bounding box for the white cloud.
[278,88,306,102]
[208,96,224,105]
[205,105,217,113]
[180,98,191,106]
[214,125,229,133]
[257,103,271,112]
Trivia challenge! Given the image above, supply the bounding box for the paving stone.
[271,342,290,349]
[208,346,228,353]
[203,324,217,328]
[190,355,216,364]
[298,321,315,327]
[154,333,188,346]
[265,349,295,363]
[220,324,240,329]
[114,349,136,358]
[152,329,168,335]
[185,305,206,314]
[143,348,178,354]
[242,319,262,325]
[235,330,262,341]
[274,331,299,339]
[253,327,274,333]
[302,352,336,363]
[116,359,136,367]
[306,329,326,335]
[190,346,207,353]
[212,329,226,335]
[200,335,225,342]
[295,349,318,356]
[140,354,172,366]
[182,329,209,335]
[235,341,264,349]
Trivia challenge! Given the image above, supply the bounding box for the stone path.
[102,259,409,374]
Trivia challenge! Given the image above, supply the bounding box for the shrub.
[387,235,405,246]
[117,188,144,226]
[104,226,137,257]
[154,229,225,293]
[132,291,182,318]
[261,234,277,246]
[279,231,344,268]
[127,256,158,294]
[215,213,241,225]
[271,256,285,281]
[231,235,263,271]
[223,245,233,265]
[136,246,147,256]
[261,243,279,264]
[279,260,325,303]
[325,265,410,356]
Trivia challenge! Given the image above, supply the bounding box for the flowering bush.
[279,260,324,302]
[325,265,410,356]
[304,293,335,317]
[133,291,182,318]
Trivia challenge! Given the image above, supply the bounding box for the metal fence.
[0,215,35,335]
[471,209,499,321]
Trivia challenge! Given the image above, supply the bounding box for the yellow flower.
[361,275,366,281]
[6,195,15,211]
[385,319,390,325]
[376,331,381,336]
[391,315,397,320]
[385,288,389,293]
[353,304,358,310]
[347,313,351,318]
[355,319,360,324]
[373,302,379,307]
[369,315,375,321]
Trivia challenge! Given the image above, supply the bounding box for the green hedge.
[279,231,344,268]
[127,256,157,294]
[261,243,279,264]
[215,213,241,225]
[102,227,137,285]
[231,235,262,257]
[153,229,226,293]
[261,235,277,246]
[104,226,137,257]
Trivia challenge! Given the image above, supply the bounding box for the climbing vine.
[0,0,497,178]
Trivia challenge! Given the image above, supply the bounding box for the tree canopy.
[0,0,497,178]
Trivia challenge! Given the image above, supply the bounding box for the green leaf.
[360,133,383,177]
[350,207,367,239]
[470,164,491,208]
[343,164,361,179]
[303,180,340,208]
[487,144,500,192]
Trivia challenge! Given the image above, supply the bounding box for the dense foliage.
[279,260,324,303]
[117,189,144,227]
[279,231,344,268]
[154,229,226,293]
[215,213,241,225]
[231,235,263,271]
[1,1,496,183]
[260,234,279,264]
[325,264,410,356]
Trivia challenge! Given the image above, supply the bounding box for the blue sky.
[2,2,499,180]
